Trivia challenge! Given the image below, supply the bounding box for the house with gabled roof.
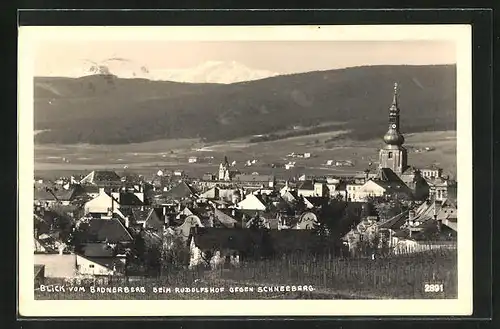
[129,207,164,231]
[237,193,268,211]
[232,173,275,188]
[356,174,413,202]
[435,198,457,232]
[111,191,145,207]
[84,188,121,215]
[78,217,134,244]
[163,181,198,200]
[199,186,240,202]
[80,170,122,187]
[34,187,58,208]
[392,218,457,254]
[297,180,329,198]
[213,208,239,228]
[76,243,127,277]
[34,236,55,253]
[280,190,299,204]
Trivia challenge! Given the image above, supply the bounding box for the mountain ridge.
[34,64,456,145]
[38,59,280,84]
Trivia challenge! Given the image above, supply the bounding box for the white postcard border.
[18,24,472,317]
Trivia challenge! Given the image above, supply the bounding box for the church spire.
[392,82,399,107]
[379,82,408,175]
[383,82,404,146]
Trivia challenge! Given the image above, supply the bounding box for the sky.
[34,40,456,76]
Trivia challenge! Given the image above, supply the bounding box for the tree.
[248,213,267,230]
[162,235,191,272]
[368,195,410,222]
[312,201,350,255]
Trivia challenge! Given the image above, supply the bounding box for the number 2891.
[424,283,444,293]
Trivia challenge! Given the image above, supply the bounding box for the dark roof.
[131,207,151,223]
[53,188,78,201]
[411,220,457,241]
[371,179,413,197]
[121,173,143,183]
[378,210,409,230]
[402,166,419,175]
[82,185,100,194]
[34,188,57,201]
[93,170,122,182]
[298,180,315,191]
[83,218,133,243]
[190,207,212,219]
[163,181,197,200]
[304,196,330,208]
[214,208,239,227]
[378,168,405,182]
[34,210,60,228]
[119,192,144,206]
[190,227,328,256]
[81,243,115,257]
[268,230,321,254]
[238,209,266,219]
[190,227,264,252]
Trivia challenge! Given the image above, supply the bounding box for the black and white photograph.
[18,25,473,317]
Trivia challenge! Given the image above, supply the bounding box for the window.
[89,264,95,268]
[388,152,393,159]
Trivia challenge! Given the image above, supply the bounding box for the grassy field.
[34,130,456,180]
[35,249,456,300]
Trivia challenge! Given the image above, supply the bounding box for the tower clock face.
[391,124,397,129]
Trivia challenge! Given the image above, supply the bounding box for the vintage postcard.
[18,25,472,317]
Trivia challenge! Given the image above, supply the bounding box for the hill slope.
[34,65,456,144]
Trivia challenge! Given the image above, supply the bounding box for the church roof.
[378,168,403,182]
[371,180,413,197]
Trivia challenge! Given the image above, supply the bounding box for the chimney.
[99,187,105,194]
[125,216,130,228]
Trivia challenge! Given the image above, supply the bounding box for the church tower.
[218,156,231,181]
[378,83,408,175]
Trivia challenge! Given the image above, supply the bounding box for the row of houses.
[33,164,458,283]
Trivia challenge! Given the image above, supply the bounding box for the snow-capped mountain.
[66,58,153,80]
[154,61,280,84]
[45,58,280,84]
